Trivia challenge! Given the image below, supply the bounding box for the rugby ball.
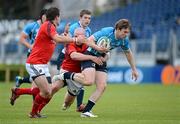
[97,36,110,49]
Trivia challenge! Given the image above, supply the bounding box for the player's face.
[80,14,91,28]
[116,28,130,39]
[75,32,85,45]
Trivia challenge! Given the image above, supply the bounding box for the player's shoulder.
[98,27,114,35]
[101,27,114,33]
[69,22,79,29]
[24,21,37,29]
[41,21,55,30]
[101,27,114,31]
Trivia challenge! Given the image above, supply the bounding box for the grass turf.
[0,83,180,124]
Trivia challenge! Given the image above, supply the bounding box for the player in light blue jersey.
[11,9,47,100]
[88,27,130,55]
[56,9,92,112]
[69,19,91,37]
[80,19,139,117]
[57,9,92,70]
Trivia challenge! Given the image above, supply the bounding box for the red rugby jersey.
[61,43,88,72]
[27,21,57,64]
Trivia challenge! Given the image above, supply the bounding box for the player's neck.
[79,21,87,29]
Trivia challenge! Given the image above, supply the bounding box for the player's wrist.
[132,67,137,72]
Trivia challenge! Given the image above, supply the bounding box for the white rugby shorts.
[26,63,51,79]
[60,68,83,96]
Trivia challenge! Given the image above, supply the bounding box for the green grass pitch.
[0,83,180,124]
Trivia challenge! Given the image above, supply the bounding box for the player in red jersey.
[10,9,47,107]
[26,7,80,118]
[51,27,103,110]
[10,7,107,118]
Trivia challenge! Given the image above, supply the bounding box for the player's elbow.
[70,54,77,60]
[70,53,81,60]
[19,36,26,44]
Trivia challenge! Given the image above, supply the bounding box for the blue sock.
[20,76,31,84]
[83,100,95,113]
[77,89,84,107]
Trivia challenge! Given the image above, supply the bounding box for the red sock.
[15,87,39,96]
[16,88,32,95]
[38,98,51,113]
[31,88,40,97]
[31,94,46,114]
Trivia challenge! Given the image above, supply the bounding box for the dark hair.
[39,9,47,19]
[46,7,60,21]
[80,9,91,17]
[115,19,131,30]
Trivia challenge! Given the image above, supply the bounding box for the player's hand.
[91,56,103,65]
[132,69,139,81]
[98,56,107,62]
[64,22,70,34]
[97,46,110,53]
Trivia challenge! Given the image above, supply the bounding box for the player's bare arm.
[53,33,88,44]
[52,34,74,43]
[70,52,103,65]
[19,32,33,49]
[124,49,139,81]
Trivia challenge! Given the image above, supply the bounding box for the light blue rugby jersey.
[87,27,130,56]
[69,21,91,37]
[22,21,40,52]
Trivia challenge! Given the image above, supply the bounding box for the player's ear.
[56,15,60,21]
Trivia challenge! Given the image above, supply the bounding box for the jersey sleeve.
[23,22,36,36]
[92,30,104,42]
[92,28,109,42]
[121,37,130,51]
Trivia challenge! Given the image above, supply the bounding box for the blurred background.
[0,0,180,84]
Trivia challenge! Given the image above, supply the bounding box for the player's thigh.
[82,68,96,84]
[26,64,51,93]
[95,71,107,88]
[81,60,96,84]
[34,75,51,93]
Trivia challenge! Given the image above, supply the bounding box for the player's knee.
[74,73,93,86]
[43,89,52,98]
[82,74,94,86]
